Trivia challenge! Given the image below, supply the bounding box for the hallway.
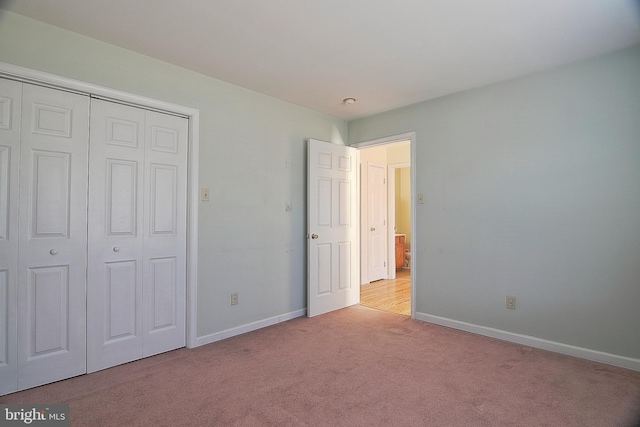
[360,269,411,316]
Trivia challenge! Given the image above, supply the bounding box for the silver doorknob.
[49,249,58,255]
[113,246,120,252]
[370,227,375,231]
[311,233,319,239]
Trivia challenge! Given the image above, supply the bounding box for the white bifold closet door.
[0,78,22,395]
[86,99,187,373]
[17,84,90,390]
[0,80,188,395]
[1,80,89,393]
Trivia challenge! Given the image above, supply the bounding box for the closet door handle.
[113,246,120,252]
[49,249,58,255]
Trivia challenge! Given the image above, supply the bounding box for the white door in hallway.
[0,79,21,395]
[307,139,359,317]
[17,84,90,390]
[87,99,187,372]
[367,162,387,282]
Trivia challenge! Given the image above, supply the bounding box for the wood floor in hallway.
[360,268,411,316]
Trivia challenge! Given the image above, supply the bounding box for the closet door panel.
[88,101,186,369]
[0,270,11,392]
[87,100,145,373]
[17,84,89,390]
[0,78,21,396]
[143,111,187,357]
[104,260,137,339]
[29,150,70,237]
[0,146,11,240]
[28,266,69,355]
[148,256,177,330]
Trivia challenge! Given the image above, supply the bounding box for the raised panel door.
[0,78,21,395]
[307,139,359,317]
[17,84,89,390]
[368,163,387,281]
[87,100,145,373]
[87,101,186,371]
[142,110,187,357]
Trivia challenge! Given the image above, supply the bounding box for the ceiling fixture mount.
[342,97,356,105]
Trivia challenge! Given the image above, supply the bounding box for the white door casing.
[0,79,21,395]
[367,162,387,282]
[307,139,359,317]
[17,84,89,390]
[87,100,187,372]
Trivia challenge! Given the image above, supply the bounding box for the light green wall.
[0,11,348,337]
[349,45,640,360]
[3,10,639,363]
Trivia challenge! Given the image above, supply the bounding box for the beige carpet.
[2,305,640,426]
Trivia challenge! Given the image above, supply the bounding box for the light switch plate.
[201,188,209,201]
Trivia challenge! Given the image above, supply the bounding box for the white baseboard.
[195,309,306,347]
[415,312,640,371]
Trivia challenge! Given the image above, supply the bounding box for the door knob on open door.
[311,233,319,239]
[370,227,376,231]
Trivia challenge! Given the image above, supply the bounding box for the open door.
[367,162,388,282]
[307,139,359,317]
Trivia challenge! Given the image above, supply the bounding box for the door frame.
[0,61,200,348]
[351,132,416,318]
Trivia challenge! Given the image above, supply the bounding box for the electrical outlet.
[231,292,238,305]
[506,295,516,310]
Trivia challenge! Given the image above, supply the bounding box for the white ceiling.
[2,0,639,120]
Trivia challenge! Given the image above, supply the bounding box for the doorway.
[354,133,415,317]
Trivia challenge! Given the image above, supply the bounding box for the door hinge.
[384,261,386,267]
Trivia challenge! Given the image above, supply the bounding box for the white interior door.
[307,139,359,317]
[17,84,89,390]
[141,109,187,357]
[0,78,21,395]
[87,99,187,372]
[367,162,387,281]
[0,73,191,392]
[87,100,145,372]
